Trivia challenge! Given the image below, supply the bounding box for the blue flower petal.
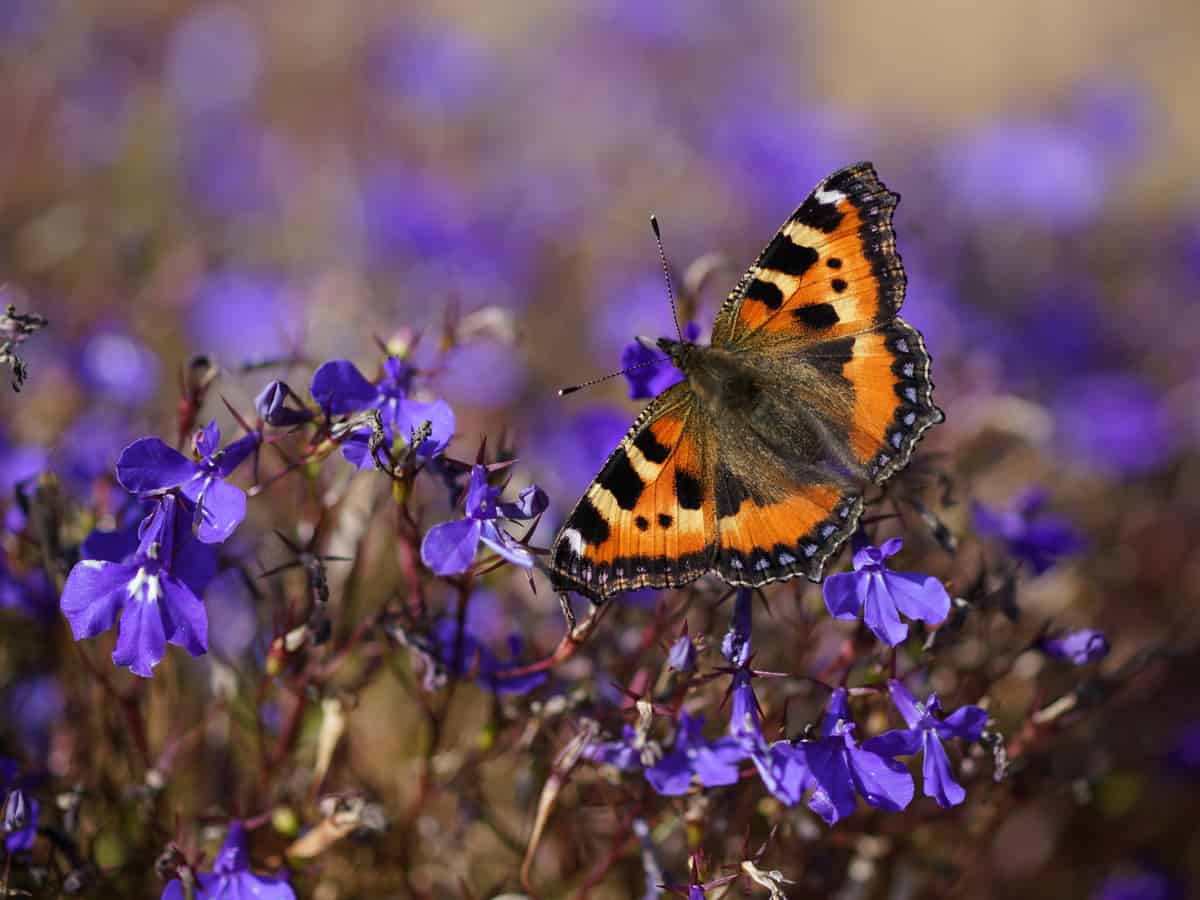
[822,572,863,620]
[310,359,378,415]
[921,731,966,807]
[112,590,169,678]
[116,438,198,494]
[60,560,133,640]
[420,518,482,575]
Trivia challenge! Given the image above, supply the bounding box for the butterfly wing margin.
[549,383,716,601]
[711,162,905,349]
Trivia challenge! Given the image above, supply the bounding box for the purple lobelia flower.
[310,358,455,467]
[644,713,745,796]
[117,423,259,544]
[621,321,700,400]
[420,465,547,576]
[1036,628,1110,665]
[0,550,56,622]
[721,588,753,666]
[0,760,37,853]
[666,631,697,672]
[1093,868,1184,900]
[864,679,987,809]
[823,538,951,646]
[973,488,1082,575]
[60,495,216,677]
[795,687,914,825]
[425,617,547,696]
[5,674,64,757]
[255,380,313,427]
[162,821,295,900]
[727,668,808,806]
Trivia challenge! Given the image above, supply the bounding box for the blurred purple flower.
[864,679,987,808]
[310,358,455,466]
[117,423,259,544]
[1036,629,1110,665]
[1093,869,1184,900]
[255,380,313,427]
[534,406,629,510]
[0,551,55,621]
[165,5,261,118]
[593,274,682,357]
[0,0,54,41]
[0,763,36,853]
[79,329,160,407]
[720,587,752,666]
[823,537,951,646]
[56,56,135,169]
[0,432,45,504]
[5,674,65,756]
[180,113,284,221]
[366,23,495,113]
[795,687,914,824]
[203,570,260,660]
[60,495,216,677]
[703,98,866,218]
[644,713,744,796]
[187,268,301,364]
[52,409,137,494]
[1054,374,1176,477]
[1165,721,1200,773]
[621,322,699,400]
[973,487,1082,575]
[162,821,295,900]
[428,618,547,696]
[433,341,527,410]
[941,120,1107,228]
[1071,80,1150,164]
[666,631,697,672]
[420,465,546,575]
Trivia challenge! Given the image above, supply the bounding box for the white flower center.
[127,567,163,604]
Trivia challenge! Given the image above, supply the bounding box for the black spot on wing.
[826,257,843,269]
[598,451,644,511]
[760,233,818,278]
[657,513,673,528]
[792,303,839,330]
[792,195,845,234]
[635,515,649,531]
[715,464,762,519]
[570,497,610,545]
[744,278,784,310]
[805,337,855,382]
[674,470,704,510]
[633,428,671,464]
[831,278,847,293]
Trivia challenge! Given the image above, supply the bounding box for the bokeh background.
[2,1,1200,897]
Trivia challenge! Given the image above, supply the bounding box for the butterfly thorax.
[658,337,760,413]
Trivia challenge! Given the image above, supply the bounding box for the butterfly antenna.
[557,358,665,397]
[650,214,684,342]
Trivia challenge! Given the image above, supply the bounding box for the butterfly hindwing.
[550,383,716,599]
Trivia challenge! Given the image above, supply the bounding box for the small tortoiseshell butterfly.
[550,163,943,601]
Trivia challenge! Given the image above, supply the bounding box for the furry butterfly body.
[550,163,942,601]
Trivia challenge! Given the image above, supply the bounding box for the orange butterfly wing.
[711,162,942,483]
[550,384,716,599]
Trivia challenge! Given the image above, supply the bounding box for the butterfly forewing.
[712,162,904,347]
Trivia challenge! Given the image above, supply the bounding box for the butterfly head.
[637,334,698,372]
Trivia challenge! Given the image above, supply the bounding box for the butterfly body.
[550,163,943,601]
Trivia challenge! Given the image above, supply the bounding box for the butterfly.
[549,162,943,601]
